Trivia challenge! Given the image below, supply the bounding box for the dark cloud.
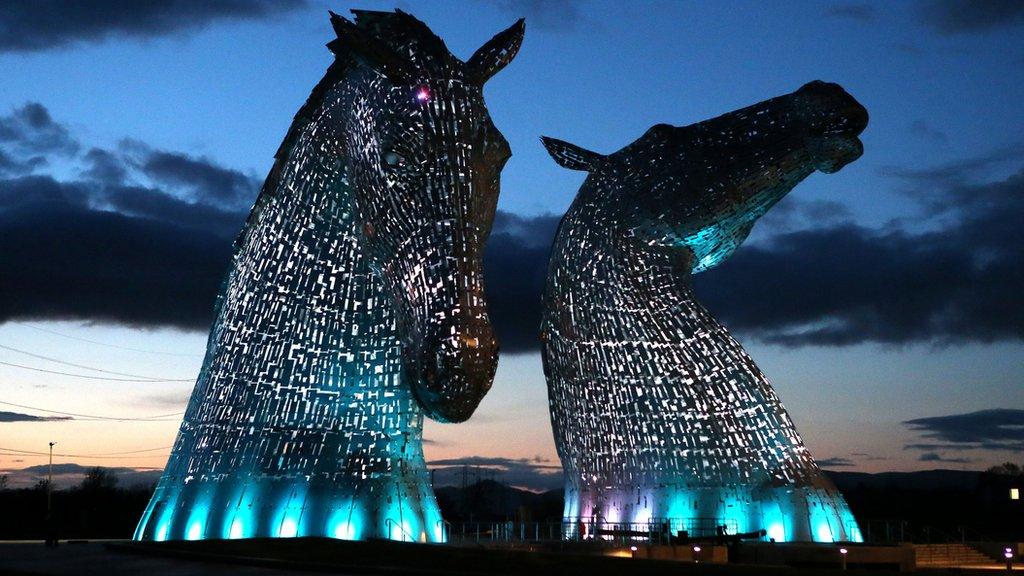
[824,4,876,22]
[0,411,71,422]
[0,103,252,329]
[903,409,1024,453]
[753,198,852,234]
[879,142,1024,185]
[818,456,855,467]
[0,0,309,53]
[908,119,948,143]
[81,147,127,184]
[429,455,563,491]
[918,0,1024,34]
[0,102,79,156]
[918,452,973,464]
[129,144,259,210]
[0,191,237,330]
[491,0,582,31]
[695,156,1024,347]
[484,214,559,352]
[3,102,1022,353]
[851,452,890,461]
[0,149,46,177]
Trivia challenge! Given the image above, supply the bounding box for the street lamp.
[840,547,849,571]
[45,441,57,548]
[693,545,702,564]
[1004,548,1013,572]
[47,442,56,513]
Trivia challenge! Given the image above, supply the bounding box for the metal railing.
[444,518,743,546]
[384,518,416,542]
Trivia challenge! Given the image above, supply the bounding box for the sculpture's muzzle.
[388,221,498,423]
[798,81,869,174]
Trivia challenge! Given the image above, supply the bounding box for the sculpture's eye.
[383,151,402,166]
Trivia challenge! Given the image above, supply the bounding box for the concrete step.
[914,544,999,567]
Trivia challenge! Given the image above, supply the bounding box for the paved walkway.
[0,541,358,575]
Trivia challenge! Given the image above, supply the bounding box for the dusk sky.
[1,0,1023,491]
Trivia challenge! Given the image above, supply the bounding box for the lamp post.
[47,442,56,512]
[840,547,849,571]
[1005,548,1013,572]
[693,545,702,564]
[45,441,57,548]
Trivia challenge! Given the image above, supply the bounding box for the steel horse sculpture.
[541,81,868,542]
[135,9,523,542]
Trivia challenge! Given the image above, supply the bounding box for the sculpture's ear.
[327,11,418,84]
[466,19,525,84]
[541,136,606,172]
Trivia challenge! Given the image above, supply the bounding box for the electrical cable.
[0,360,192,383]
[0,400,183,422]
[12,322,201,357]
[0,343,192,381]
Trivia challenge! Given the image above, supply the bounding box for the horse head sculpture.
[540,82,868,542]
[135,9,522,543]
[542,81,867,274]
[328,11,520,422]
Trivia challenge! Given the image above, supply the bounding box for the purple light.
[415,86,431,103]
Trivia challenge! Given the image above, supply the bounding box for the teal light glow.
[717,495,748,535]
[279,518,298,538]
[328,501,363,541]
[332,519,356,540]
[185,492,212,541]
[631,504,652,525]
[767,521,786,542]
[387,518,413,542]
[152,495,178,542]
[840,508,864,543]
[229,518,245,539]
[816,521,835,543]
[761,500,789,542]
[222,486,254,539]
[133,503,156,541]
[274,486,307,538]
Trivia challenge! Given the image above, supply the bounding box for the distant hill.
[435,479,563,522]
[824,468,984,491]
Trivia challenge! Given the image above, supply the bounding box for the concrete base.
[733,541,916,571]
[629,544,729,563]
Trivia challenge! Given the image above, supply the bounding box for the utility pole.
[46,441,57,548]
[47,441,56,513]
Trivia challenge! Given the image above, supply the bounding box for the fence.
[442,518,742,546]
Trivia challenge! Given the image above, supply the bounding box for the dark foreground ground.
[0,541,312,576]
[1,538,1017,576]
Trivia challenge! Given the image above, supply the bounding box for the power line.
[0,400,183,422]
[12,322,201,357]
[0,343,193,381]
[0,445,172,459]
[0,360,192,383]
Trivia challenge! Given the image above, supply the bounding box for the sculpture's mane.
[234,10,459,251]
